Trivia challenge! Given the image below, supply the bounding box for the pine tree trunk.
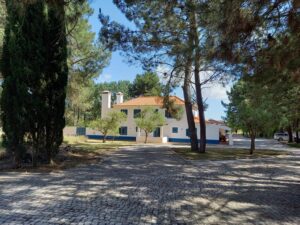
[73,108,76,126]
[77,107,80,126]
[287,126,293,143]
[250,134,255,154]
[32,150,37,168]
[182,60,198,151]
[144,132,148,144]
[190,8,206,153]
[103,134,107,143]
[295,120,299,143]
[195,76,206,153]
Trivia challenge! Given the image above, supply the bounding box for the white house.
[86,91,233,145]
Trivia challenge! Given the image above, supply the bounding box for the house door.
[153,127,160,137]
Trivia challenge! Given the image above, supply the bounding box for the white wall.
[101,91,111,118]
[99,91,225,141]
[63,126,77,136]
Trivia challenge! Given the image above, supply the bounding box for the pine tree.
[129,72,163,97]
[99,1,204,151]
[65,1,110,127]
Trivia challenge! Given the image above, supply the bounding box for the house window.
[121,109,128,115]
[119,127,127,135]
[186,129,190,137]
[165,110,172,118]
[153,127,160,137]
[172,127,178,133]
[136,127,138,132]
[186,128,197,136]
[133,109,141,118]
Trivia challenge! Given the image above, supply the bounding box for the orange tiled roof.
[194,116,211,124]
[207,119,226,125]
[114,96,185,107]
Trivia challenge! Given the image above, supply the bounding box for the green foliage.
[0,0,6,62]
[1,0,29,164]
[99,1,218,152]
[1,0,69,165]
[66,80,133,126]
[89,111,126,143]
[129,72,163,97]
[163,97,184,121]
[65,1,110,127]
[223,79,276,153]
[44,2,69,163]
[135,107,165,143]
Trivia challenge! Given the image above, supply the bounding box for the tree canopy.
[224,79,276,153]
[129,72,163,97]
[65,1,111,127]
[89,111,126,143]
[135,107,165,143]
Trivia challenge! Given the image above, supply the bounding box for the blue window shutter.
[186,129,190,136]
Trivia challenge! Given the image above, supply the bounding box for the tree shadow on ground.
[0,146,299,224]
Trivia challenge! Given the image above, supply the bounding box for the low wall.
[63,127,87,136]
[136,136,168,143]
[86,135,136,141]
[63,126,77,136]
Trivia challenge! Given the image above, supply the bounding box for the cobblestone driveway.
[0,146,299,225]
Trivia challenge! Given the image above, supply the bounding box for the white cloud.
[155,64,232,101]
[155,64,172,84]
[97,74,112,83]
[198,71,231,101]
[202,83,230,101]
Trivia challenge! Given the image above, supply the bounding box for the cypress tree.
[45,1,68,163]
[1,1,28,166]
[1,0,69,165]
[21,1,47,166]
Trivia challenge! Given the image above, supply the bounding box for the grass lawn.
[173,148,290,161]
[45,136,134,170]
[64,136,133,150]
[287,143,300,148]
[0,136,134,171]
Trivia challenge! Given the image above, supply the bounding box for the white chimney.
[116,92,124,104]
[101,90,111,118]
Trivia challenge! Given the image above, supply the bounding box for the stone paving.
[0,146,299,225]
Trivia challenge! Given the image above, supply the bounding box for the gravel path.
[0,146,299,225]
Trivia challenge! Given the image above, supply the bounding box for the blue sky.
[88,0,228,120]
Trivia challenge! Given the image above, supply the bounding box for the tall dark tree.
[211,0,300,144]
[1,1,25,165]
[1,0,70,165]
[21,1,47,166]
[45,1,69,163]
[0,0,6,66]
